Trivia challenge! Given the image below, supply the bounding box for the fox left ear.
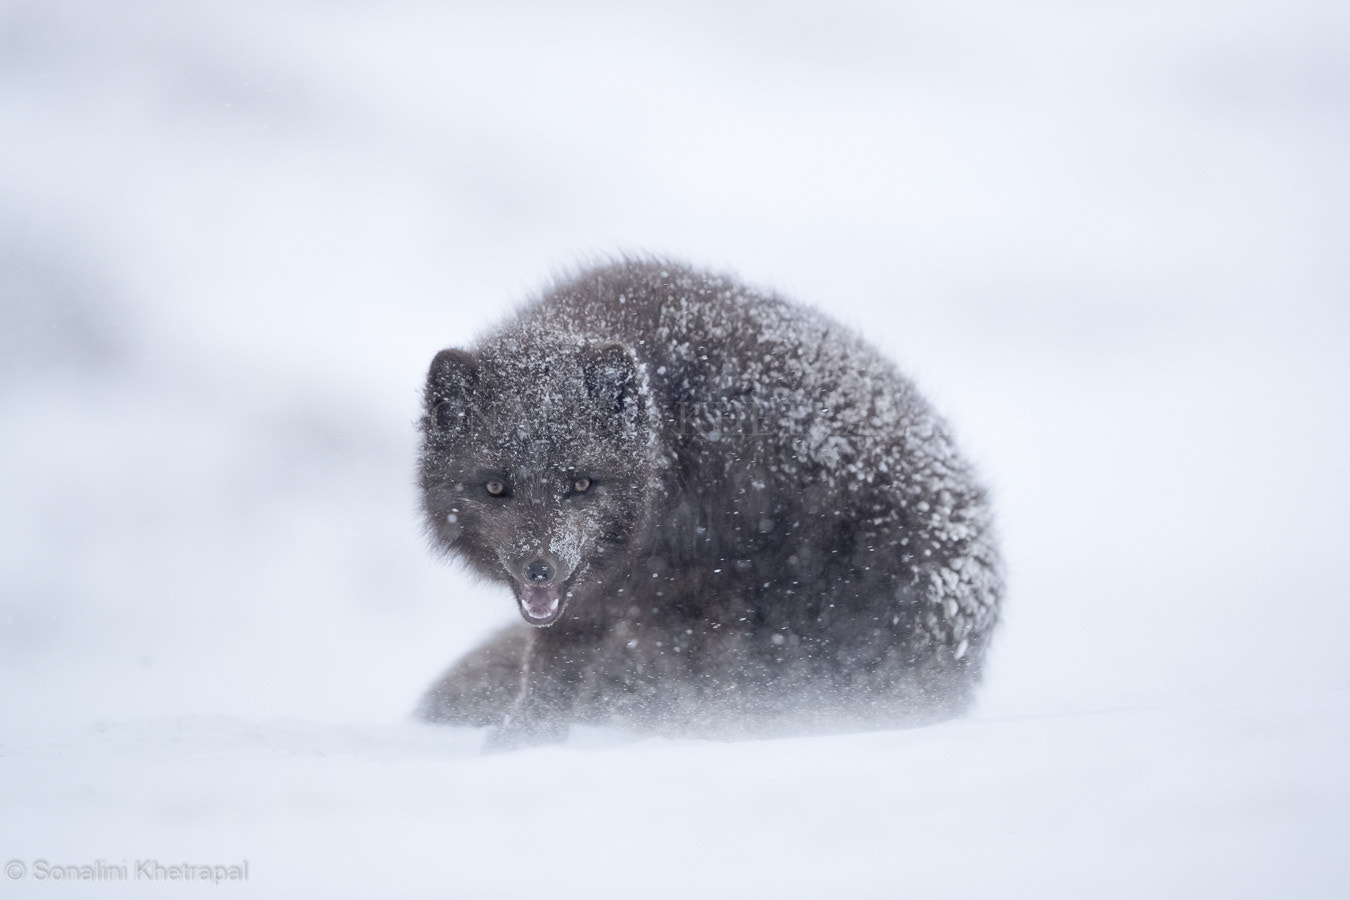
[425,348,478,430]
[581,343,637,417]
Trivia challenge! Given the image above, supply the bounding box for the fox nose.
[524,557,556,583]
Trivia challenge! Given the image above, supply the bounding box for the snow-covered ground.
[2,1,1348,896]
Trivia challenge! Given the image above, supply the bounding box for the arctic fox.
[417,260,1002,746]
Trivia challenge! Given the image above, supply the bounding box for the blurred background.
[2,0,1348,731]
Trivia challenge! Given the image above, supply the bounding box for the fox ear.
[581,343,637,417]
[426,348,477,429]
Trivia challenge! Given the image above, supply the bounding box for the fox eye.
[572,477,592,493]
[485,479,506,496]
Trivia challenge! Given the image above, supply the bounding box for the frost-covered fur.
[416,260,1002,746]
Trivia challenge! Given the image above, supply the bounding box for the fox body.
[417,260,1002,745]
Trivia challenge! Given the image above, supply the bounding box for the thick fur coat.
[416,260,1002,746]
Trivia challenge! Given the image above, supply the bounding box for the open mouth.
[517,582,565,626]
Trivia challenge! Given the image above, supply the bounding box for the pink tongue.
[520,584,561,620]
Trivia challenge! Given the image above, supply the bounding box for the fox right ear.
[582,343,638,418]
[425,348,477,429]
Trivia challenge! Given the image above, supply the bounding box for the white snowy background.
[2,0,1348,897]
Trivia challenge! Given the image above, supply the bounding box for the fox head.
[418,340,660,626]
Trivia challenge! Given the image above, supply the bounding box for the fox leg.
[416,624,530,727]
